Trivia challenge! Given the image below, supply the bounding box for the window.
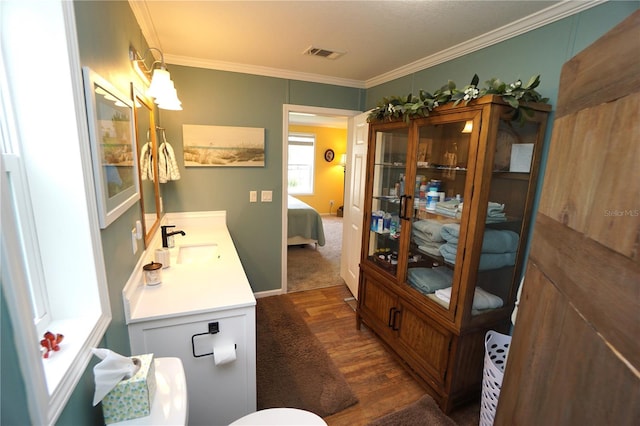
[1,1,111,424]
[288,133,315,194]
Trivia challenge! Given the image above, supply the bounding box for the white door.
[340,111,369,298]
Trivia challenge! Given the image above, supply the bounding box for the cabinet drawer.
[396,302,451,385]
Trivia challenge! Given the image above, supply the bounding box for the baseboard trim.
[254,289,284,299]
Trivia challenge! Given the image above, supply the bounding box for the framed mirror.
[132,84,161,247]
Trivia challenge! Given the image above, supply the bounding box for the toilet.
[112,357,326,426]
[230,408,327,425]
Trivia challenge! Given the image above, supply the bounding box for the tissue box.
[102,353,156,424]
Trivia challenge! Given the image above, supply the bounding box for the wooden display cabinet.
[356,95,551,412]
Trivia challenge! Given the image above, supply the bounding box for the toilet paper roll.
[213,343,236,366]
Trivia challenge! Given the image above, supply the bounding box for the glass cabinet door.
[365,125,409,279]
[477,116,544,311]
[405,117,475,312]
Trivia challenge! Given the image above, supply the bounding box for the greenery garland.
[367,74,549,124]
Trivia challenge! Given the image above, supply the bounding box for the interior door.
[495,11,640,424]
[341,111,369,298]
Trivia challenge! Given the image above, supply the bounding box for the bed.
[287,195,326,247]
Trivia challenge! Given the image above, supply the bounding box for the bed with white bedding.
[287,195,326,247]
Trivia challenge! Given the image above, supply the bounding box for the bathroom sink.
[177,243,220,264]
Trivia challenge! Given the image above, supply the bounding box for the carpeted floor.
[288,215,344,292]
[256,293,359,417]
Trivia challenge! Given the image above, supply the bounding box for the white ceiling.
[128,0,601,126]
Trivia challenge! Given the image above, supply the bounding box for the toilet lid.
[230,408,327,425]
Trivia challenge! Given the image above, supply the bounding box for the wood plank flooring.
[285,284,480,426]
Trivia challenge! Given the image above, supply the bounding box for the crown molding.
[364,0,606,88]
[130,0,604,90]
[164,54,367,89]
[128,0,162,49]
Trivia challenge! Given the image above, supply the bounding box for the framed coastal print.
[182,124,265,167]
[82,67,139,228]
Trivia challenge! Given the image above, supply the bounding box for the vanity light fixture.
[130,46,182,110]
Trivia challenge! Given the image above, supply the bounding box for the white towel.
[139,142,154,181]
[434,286,503,310]
[158,142,180,183]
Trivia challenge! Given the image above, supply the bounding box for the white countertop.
[124,211,256,324]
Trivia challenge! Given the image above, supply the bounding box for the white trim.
[133,1,603,89]
[127,0,162,54]
[282,105,361,294]
[253,289,285,299]
[0,1,112,424]
[0,188,49,425]
[166,54,366,89]
[365,0,607,88]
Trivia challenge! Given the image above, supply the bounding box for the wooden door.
[358,275,398,341]
[495,11,640,425]
[341,111,369,298]
[395,300,451,387]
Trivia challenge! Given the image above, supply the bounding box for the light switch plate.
[261,190,272,202]
[135,220,143,239]
[131,228,138,254]
[250,190,257,203]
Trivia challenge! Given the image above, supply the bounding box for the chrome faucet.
[161,225,186,248]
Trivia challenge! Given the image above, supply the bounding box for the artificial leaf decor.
[368,74,549,124]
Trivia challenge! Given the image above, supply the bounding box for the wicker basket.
[479,330,511,426]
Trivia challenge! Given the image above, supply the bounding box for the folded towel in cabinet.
[434,286,503,310]
[440,225,519,253]
[439,243,516,270]
[412,219,445,242]
[407,267,453,294]
[417,242,444,257]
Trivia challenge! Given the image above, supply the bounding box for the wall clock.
[324,149,335,162]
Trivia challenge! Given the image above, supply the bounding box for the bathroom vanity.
[124,211,256,426]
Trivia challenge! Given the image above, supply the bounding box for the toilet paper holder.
[191,321,236,358]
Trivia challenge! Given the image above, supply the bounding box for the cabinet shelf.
[492,171,530,180]
[374,162,406,168]
[373,195,401,203]
[417,164,468,172]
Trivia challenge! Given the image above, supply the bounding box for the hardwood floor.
[285,284,481,426]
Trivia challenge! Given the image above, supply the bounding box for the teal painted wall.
[1,1,636,425]
[157,67,362,292]
[366,3,639,110]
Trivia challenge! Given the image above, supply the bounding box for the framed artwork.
[82,67,139,228]
[183,124,265,167]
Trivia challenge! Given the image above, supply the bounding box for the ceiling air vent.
[303,46,345,60]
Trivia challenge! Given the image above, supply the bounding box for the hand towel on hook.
[158,141,180,182]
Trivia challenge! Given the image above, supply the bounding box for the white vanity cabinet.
[124,212,257,426]
[128,306,256,426]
